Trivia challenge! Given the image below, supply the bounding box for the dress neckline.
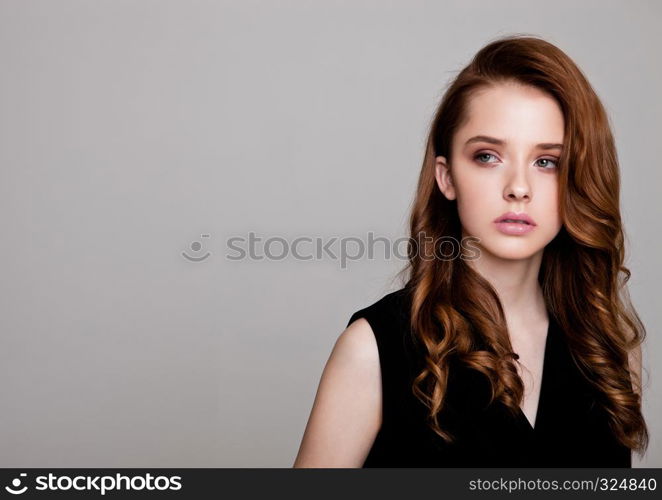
[516,315,556,433]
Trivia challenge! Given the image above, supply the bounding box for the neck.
[465,246,548,332]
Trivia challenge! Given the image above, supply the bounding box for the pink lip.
[493,211,537,235]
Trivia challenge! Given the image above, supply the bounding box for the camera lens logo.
[182,234,211,262]
[5,473,28,495]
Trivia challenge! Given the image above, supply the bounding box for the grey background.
[1,0,660,467]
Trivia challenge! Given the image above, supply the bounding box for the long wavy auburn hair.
[399,34,648,456]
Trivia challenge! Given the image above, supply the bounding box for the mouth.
[493,212,537,226]
[498,219,532,225]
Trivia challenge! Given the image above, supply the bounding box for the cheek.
[454,178,493,226]
[539,182,561,223]
[532,182,563,242]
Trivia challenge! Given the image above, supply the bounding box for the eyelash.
[473,152,559,169]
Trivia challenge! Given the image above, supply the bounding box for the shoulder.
[346,287,411,331]
[330,287,413,380]
[333,317,380,368]
[293,298,385,467]
[344,287,416,375]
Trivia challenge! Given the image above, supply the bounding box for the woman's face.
[435,81,564,261]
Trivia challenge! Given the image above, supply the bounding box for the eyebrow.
[464,135,563,151]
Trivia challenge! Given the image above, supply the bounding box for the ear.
[434,156,456,200]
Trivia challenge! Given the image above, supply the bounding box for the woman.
[293,35,648,467]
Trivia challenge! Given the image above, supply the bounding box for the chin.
[488,247,543,261]
[474,238,546,261]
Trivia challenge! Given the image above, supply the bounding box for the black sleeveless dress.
[346,287,632,467]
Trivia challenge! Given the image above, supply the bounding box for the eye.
[474,152,499,164]
[535,158,558,169]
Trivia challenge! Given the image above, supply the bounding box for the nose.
[503,162,531,202]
